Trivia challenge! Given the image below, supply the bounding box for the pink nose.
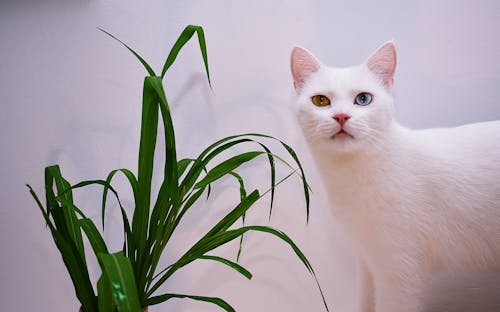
[333,113,351,126]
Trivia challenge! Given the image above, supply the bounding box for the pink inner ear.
[366,42,397,89]
[291,47,321,90]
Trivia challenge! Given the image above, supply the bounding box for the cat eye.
[354,92,373,106]
[311,95,331,107]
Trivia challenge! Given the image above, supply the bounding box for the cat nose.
[333,113,351,126]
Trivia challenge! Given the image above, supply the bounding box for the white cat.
[290,42,500,312]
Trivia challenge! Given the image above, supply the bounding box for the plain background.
[1,1,499,311]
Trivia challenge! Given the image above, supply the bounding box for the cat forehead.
[303,65,379,94]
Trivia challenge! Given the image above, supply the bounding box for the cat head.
[291,42,397,154]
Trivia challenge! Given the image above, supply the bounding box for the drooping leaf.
[102,168,138,230]
[46,165,85,260]
[161,25,211,88]
[147,191,260,296]
[180,133,310,222]
[228,172,248,261]
[237,226,329,311]
[98,28,156,76]
[194,151,264,189]
[198,255,252,279]
[29,182,98,311]
[177,158,195,179]
[26,184,56,233]
[180,138,254,193]
[58,178,134,260]
[279,141,311,222]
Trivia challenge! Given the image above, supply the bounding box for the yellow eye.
[311,95,331,107]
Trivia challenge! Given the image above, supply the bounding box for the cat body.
[291,43,500,312]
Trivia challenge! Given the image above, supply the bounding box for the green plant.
[27,25,329,312]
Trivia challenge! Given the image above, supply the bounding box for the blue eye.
[354,93,373,106]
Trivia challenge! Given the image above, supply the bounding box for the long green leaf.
[177,158,195,179]
[98,28,156,76]
[148,76,178,204]
[102,168,138,230]
[228,172,247,261]
[60,178,134,259]
[180,138,253,192]
[280,141,311,222]
[202,225,329,311]
[53,230,98,312]
[140,76,179,297]
[29,182,98,311]
[255,143,276,220]
[99,252,142,311]
[134,76,160,279]
[147,191,260,296]
[46,165,85,260]
[161,25,211,88]
[238,226,329,311]
[181,134,309,221]
[79,218,109,256]
[26,184,56,233]
[198,255,252,279]
[147,293,235,312]
[202,190,259,238]
[194,151,264,189]
[97,273,115,312]
[176,187,206,222]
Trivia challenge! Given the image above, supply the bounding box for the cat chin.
[316,134,364,154]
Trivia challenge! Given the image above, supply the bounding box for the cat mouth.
[332,129,354,139]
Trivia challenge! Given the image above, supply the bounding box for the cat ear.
[291,46,321,91]
[365,41,397,89]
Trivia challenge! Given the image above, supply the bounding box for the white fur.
[291,44,500,312]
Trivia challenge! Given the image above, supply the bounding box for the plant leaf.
[255,143,276,220]
[146,293,235,312]
[79,218,109,256]
[177,158,195,179]
[31,167,98,311]
[176,186,206,222]
[133,76,160,279]
[180,138,253,193]
[202,190,259,238]
[279,141,311,222]
[194,151,264,189]
[98,252,142,311]
[26,184,56,233]
[239,226,329,311]
[140,76,180,295]
[45,165,85,260]
[147,190,260,296]
[147,77,179,204]
[199,255,252,279]
[97,273,115,312]
[52,230,98,311]
[98,28,156,76]
[228,172,247,261]
[161,25,211,88]
[102,169,138,230]
[59,178,134,259]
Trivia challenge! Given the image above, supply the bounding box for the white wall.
[1,1,499,311]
